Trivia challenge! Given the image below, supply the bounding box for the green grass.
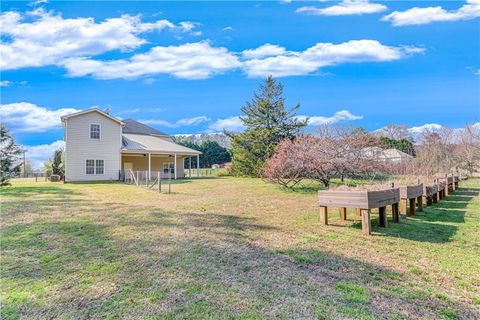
[1,177,479,319]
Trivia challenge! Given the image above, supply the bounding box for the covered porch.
[121,151,200,180]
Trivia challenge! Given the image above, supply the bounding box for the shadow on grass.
[374,187,476,243]
[0,185,80,198]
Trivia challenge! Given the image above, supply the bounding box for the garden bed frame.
[399,183,423,216]
[318,187,400,236]
[423,184,438,206]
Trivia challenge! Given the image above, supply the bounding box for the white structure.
[362,147,414,163]
[61,108,201,182]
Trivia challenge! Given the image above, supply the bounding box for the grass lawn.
[1,177,479,319]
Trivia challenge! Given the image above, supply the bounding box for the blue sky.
[1,0,479,167]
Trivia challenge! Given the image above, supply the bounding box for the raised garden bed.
[423,184,438,205]
[398,183,423,216]
[318,187,400,236]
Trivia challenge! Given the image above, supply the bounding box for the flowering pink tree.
[263,126,386,188]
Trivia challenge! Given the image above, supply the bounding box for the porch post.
[148,153,151,180]
[197,154,200,177]
[174,154,177,180]
[189,156,192,178]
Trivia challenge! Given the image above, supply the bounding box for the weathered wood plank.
[361,209,371,236]
[379,206,387,227]
[339,207,347,220]
[320,206,328,225]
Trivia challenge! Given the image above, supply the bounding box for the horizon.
[1,0,479,168]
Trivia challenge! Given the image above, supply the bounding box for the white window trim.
[89,123,101,140]
[86,159,105,175]
[163,162,174,173]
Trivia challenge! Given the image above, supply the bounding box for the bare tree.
[456,124,480,176]
[376,124,408,140]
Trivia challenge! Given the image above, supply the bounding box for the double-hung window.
[86,159,104,175]
[95,160,104,174]
[90,124,100,139]
[163,162,174,174]
[86,160,95,174]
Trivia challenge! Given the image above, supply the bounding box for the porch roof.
[121,133,201,155]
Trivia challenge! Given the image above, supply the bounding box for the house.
[362,147,414,162]
[61,108,201,182]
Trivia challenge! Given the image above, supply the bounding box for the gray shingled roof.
[122,119,169,136]
[122,134,201,155]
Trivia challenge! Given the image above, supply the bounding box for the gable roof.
[122,133,201,155]
[61,108,124,125]
[122,119,169,136]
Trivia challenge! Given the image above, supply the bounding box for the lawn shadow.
[0,185,80,198]
[374,187,475,243]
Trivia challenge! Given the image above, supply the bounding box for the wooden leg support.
[407,198,416,217]
[444,185,449,197]
[356,208,361,218]
[320,206,328,225]
[417,196,423,212]
[339,207,347,221]
[434,192,439,203]
[392,203,399,223]
[400,198,407,215]
[361,209,371,236]
[379,206,387,227]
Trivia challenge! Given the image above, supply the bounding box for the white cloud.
[208,110,362,132]
[296,0,387,16]
[23,140,65,169]
[382,0,480,26]
[141,116,210,128]
[242,40,424,78]
[0,102,80,132]
[0,9,200,70]
[0,80,12,87]
[208,116,245,133]
[242,44,287,59]
[222,26,234,31]
[297,110,363,126]
[475,69,480,77]
[62,41,242,80]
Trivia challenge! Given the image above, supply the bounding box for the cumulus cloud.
[296,0,387,16]
[62,41,242,80]
[297,110,363,126]
[0,8,200,70]
[208,110,362,133]
[242,44,287,59]
[0,102,80,132]
[141,116,211,128]
[23,140,65,169]
[382,0,480,26]
[242,40,424,78]
[0,80,12,87]
[208,116,245,133]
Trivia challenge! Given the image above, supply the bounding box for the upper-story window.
[90,124,100,139]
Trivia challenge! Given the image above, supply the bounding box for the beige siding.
[65,112,122,182]
[122,154,186,178]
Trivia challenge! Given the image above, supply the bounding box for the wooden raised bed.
[423,184,437,206]
[399,183,423,216]
[318,187,400,236]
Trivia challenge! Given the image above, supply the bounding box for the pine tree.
[0,125,23,186]
[229,76,307,176]
[51,149,65,179]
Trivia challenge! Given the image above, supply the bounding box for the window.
[95,160,104,174]
[86,160,95,174]
[163,162,174,174]
[86,159,104,175]
[90,124,100,139]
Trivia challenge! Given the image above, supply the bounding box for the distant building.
[362,147,414,163]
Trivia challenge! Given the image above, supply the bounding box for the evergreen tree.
[51,149,65,178]
[228,76,307,176]
[0,125,23,186]
[180,141,231,168]
[380,137,416,156]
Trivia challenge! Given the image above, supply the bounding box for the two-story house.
[61,108,201,182]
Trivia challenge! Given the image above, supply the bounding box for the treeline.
[179,140,231,168]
